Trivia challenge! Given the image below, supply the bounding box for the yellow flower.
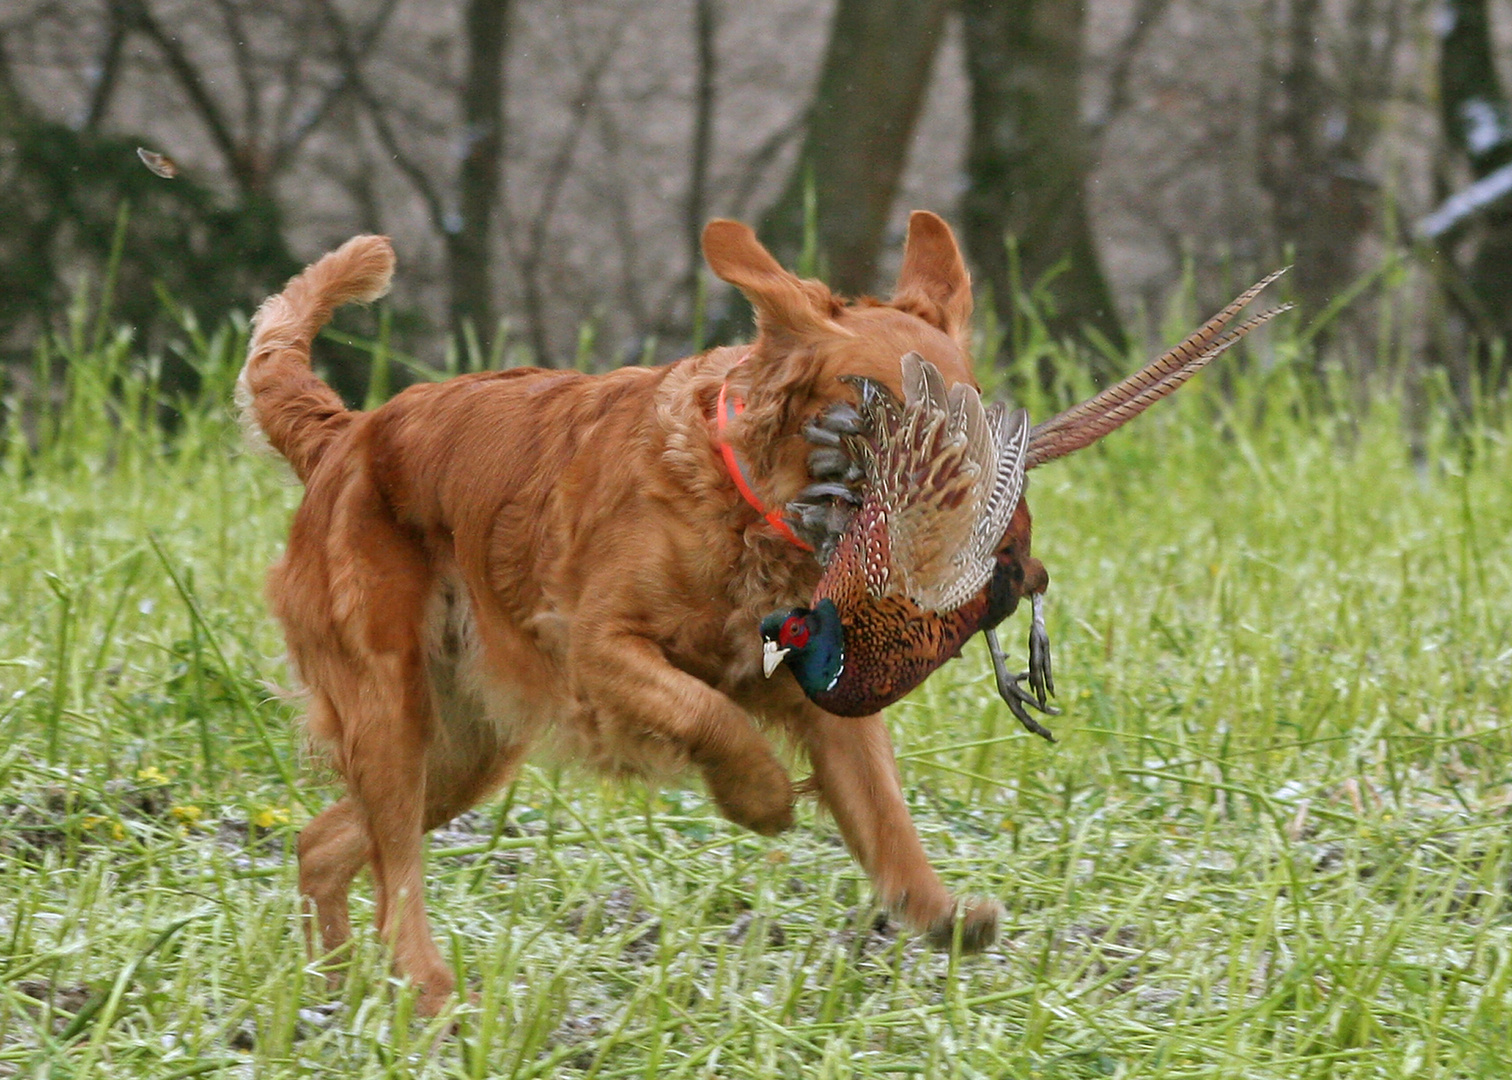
[112,822,126,841]
[172,804,203,825]
[254,807,291,829]
[136,766,169,785]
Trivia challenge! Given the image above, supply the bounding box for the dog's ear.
[703,220,845,341]
[891,211,972,347]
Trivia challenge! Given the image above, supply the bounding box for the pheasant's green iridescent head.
[759,598,845,696]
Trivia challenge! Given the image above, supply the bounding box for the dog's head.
[702,210,977,507]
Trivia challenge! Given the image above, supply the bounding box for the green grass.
[4,297,1512,1078]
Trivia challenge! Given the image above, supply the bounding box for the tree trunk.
[1260,0,1353,321]
[960,0,1123,368]
[446,0,511,349]
[758,0,950,295]
[1437,0,1512,349]
[684,0,718,336]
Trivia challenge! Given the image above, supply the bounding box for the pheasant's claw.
[1027,593,1054,706]
[984,628,1058,743]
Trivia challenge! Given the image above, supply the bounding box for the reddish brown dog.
[239,212,1000,1014]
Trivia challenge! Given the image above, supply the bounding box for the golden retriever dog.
[238,212,999,1014]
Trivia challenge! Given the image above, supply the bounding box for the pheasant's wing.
[964,401,1029,585]
[841,353,1028,612]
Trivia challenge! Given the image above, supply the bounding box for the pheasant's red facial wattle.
[779,617,810,649]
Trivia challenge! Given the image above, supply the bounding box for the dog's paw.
[924,897,1003,954]
[704,758,794,836]
[412,968,458,1018]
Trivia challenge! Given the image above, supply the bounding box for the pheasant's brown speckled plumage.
[805,356,1026,716]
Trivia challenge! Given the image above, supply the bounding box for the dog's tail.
[236,235,395,482]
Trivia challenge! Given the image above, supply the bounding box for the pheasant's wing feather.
[840,353,1027,612]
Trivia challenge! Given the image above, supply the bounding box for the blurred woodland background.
[4,0,1512,393]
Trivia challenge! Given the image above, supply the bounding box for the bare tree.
[683,0,718,335]
[450,0,510,342]
[961,0,1124,370]
[320,0,511,349]
[1432,0,1512,352]
[758,0,951,295]
[1257,0,1404,330]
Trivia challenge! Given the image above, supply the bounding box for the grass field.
[3,293,1512,1078]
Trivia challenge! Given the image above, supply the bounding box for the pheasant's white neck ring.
[714,361,814,552]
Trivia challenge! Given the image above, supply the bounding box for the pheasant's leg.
[1027,592,1054,706]
[800,710,1001,952]
[985,627,1059,743]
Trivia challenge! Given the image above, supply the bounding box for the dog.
[238,212,1000,1014]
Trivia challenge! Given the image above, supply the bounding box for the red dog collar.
[715,373,813,552]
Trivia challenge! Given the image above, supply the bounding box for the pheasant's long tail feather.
[235,235,395,482]
[1025,269,1289,470]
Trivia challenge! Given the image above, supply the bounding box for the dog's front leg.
[799,709,1002,951]
[572,630,794,835]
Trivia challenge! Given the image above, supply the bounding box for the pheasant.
[765,270,1290,733]
[762,353,1030,718]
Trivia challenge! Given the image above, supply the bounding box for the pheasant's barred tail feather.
[1025,269,1289,470]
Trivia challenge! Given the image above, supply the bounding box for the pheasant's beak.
[762,641,790,678]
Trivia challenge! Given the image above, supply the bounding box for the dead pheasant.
[762,353,1029,717]
[765,270,1290,732]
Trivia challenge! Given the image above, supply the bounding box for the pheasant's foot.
[1028,592,1054,705]
[985,627,1059,742]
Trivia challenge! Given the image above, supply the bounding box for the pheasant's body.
[764,354,1029,717]
[811,500,994,716]
[764,271,1290,725]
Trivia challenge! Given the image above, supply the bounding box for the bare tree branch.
[448,0,512,342]
[211,0,262,147]
[125,0,257,191]
[586,104,653,336]
[684,0,718,314]
[79,0,127,131]
[315,0,449,236]
[507,7,633,365]
[1089,0,1171,143]
[726,111,806,221]
[759,0,951,293]
[274,0,403,171]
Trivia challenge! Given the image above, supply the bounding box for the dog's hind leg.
[298,794,371,975]
[336,650,455,1016]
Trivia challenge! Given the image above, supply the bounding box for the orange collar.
[715,372,813,551]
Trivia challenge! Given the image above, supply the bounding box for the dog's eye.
[780,617,810,648]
